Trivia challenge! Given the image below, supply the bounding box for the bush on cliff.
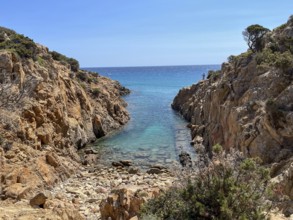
[50,51,80,72]
[256,48,293,72]
[0,27,38,60]
[227,50,254,69]
[140,147,271,220]
[207,70,221,82]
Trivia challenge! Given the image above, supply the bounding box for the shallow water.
[85,65,220,167]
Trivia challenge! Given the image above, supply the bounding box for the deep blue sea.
[85,65,220,168]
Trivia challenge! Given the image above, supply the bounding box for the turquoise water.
[85,65,220,167]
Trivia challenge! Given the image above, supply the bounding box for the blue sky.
[1,1,292,67]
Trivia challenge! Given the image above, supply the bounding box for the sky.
[0,1,292,67]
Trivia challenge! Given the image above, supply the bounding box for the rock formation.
[172,16,293,200]
[0,27,130,200]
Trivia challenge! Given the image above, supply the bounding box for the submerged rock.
[179,151,192,167]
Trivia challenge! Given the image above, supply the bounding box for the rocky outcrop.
[0,28,130,199]
[172,17,293,200]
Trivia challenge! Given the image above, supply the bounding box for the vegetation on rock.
[50,51,79,72]
[172,15,293,217]
[0,26,80,72]
[229,16,293,74]
[141,147,271,220]
[256,48,293,72]
[243,24,270,52]
[0,27,38,60]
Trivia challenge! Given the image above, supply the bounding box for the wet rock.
[179,151,192,167]
[128,167,140,174]
[151,164,166,170]
[84,148,99,154]
[112,161,124,167]
[147,168,163,175]
[120,160,133,166]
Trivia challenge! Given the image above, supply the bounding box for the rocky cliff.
[172,17,293,199]
[0,27,130,200]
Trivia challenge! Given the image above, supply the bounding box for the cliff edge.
[0,27,130,200]
[172,17,293,200]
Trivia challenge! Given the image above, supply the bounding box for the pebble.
[50,165,177,219]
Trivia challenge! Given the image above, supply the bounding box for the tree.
[243,24,270,52]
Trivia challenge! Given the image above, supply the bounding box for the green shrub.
[76,70,99,84]
[212,143,223,154]
[37,56,46,67]
[274,24,287,33]
[0,27,16,36]
[256,48,293,71]
[140,149,270,220]
[227,51,254,69]
[274,51,293,70]
[0,32,38,60]
[76,71,88,81]
[92,88,100,96]
[207,70,221,81]
[265,99,285,129]
[50,51,79,72]
[79,82,87,90]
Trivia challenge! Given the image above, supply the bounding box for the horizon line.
[82,64,221,69]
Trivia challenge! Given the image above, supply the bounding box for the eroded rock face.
[0,44,129,199]
[172,19,293,199]
[100,188,145,220]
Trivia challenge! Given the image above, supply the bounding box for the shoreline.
[0,162,178,220]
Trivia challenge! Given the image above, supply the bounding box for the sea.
[85,65,220,168]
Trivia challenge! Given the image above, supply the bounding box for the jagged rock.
[4,183,31,199]
[46,152,59,168]
[112,161,124,167]
[147,168,163,174]
[0,51,13,73]
[0,27,130,199]
[83,154,98,165]
[128,167,140,174]
[150,164,167,170]
[179,151,192,167]
[172,17,293,204]
[99,188,144,220]
[84,148,98,154]
[120,160,133,166]
[93,115,106,138]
